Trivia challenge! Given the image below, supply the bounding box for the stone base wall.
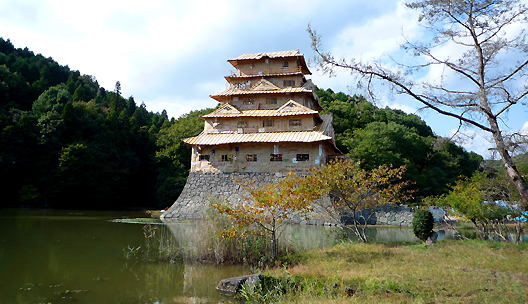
[342,205,415,227]
[161,172,337,225]
[161,172,414,227]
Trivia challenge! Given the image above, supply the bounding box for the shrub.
[412,209,434,242]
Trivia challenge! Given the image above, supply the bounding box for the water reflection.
[0,209,248,304]
[2,209,525,303]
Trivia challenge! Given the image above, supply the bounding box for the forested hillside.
[0,38,483,209]
[315,87,483,199]
[0,38,212,209]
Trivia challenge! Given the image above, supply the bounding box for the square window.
[221,155,233,162]
[262,120,274,127]
[199,155,210,161]
[283,61,289,67]
[283,80,295,87]
[266,97,277,104]
[237,121,249,128]
[243,98,253,105]
[246,154,258,162]
[289,119,302,127]
[297,154,309,161]
[270,154,283,162]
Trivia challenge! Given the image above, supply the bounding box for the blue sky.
[1,0,527,158]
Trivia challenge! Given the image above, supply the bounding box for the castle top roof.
[229,50,302,61]
[228,50,311,75]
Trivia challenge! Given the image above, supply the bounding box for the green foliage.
[306,160,414,242]
[314,86,482,199]
[0,38,484,211]
[412,209,434,242]
[0,38,194,209]
[211,172,319,259]
[433,171,526,242]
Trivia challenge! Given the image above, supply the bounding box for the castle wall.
[227,93,313,111]
[204,115,316,134]
[161,172,415,227]
[160,172,336,225]
[190,141,333,173]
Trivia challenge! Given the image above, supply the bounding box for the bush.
[412,209,434,242]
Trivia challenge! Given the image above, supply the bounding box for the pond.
[0,209,249,304]
[1,209,525,303]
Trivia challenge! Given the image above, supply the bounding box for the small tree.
[211,172,318,259]
[412,209,434,242]
[435,171,526,243]
[306,160,414,242]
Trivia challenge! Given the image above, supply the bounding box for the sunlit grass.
[255,240,528,303]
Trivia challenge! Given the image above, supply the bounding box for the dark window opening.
[221,155,233,162]
[266,97,277,104]
[199,155,210,161]
[270,154,283,162]
[297,154,309,161]
[246,154,258,162]
[283,80,295,87]
[289,119,302,127]
[243,98,253,105]
[262,120,274,127]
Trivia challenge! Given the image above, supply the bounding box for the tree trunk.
[271,229,277,259]
[487,116,528,206]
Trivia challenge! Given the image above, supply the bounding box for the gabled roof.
[183,131,333,146]
[277,100,310,113]
[209,103,241,116]
[210,87,313,101]
[250,79,281,91]
[184,112,342,155]
[228,50,311,75]
[230,50,302,61]
[202,101,319,119]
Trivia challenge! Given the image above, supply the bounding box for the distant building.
[184,50,342,173]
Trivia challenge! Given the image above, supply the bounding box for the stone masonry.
[161,172,415,227]
[161,172,338,225]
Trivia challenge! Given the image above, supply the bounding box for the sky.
[1,0,527,158]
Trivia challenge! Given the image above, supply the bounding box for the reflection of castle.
[184,50,341,173]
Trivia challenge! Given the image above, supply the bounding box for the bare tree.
[308,0,528,206]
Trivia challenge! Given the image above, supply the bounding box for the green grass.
[253,240,528,303]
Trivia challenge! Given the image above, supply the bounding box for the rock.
[216,274,264,293]
[425,231,438,246]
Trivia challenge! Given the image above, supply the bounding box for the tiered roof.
[202,100,320,119]
[227,50,311,75]
[183,50,341,155]
[184,114,337,149]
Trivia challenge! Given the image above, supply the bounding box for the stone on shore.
[216,274,264,293]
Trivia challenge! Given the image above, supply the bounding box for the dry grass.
[259,240,528,303]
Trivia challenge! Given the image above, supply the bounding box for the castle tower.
[162,50,341,221]
[184,50,341,173]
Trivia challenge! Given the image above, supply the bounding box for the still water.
[3,209,514,303]
[0,209,249,304]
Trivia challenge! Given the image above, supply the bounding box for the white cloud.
[521,121,528,135]
[1,0,526,143]
[331,1,420,61]
[145,97,216,120]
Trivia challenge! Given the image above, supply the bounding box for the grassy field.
[242,240,528,303]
